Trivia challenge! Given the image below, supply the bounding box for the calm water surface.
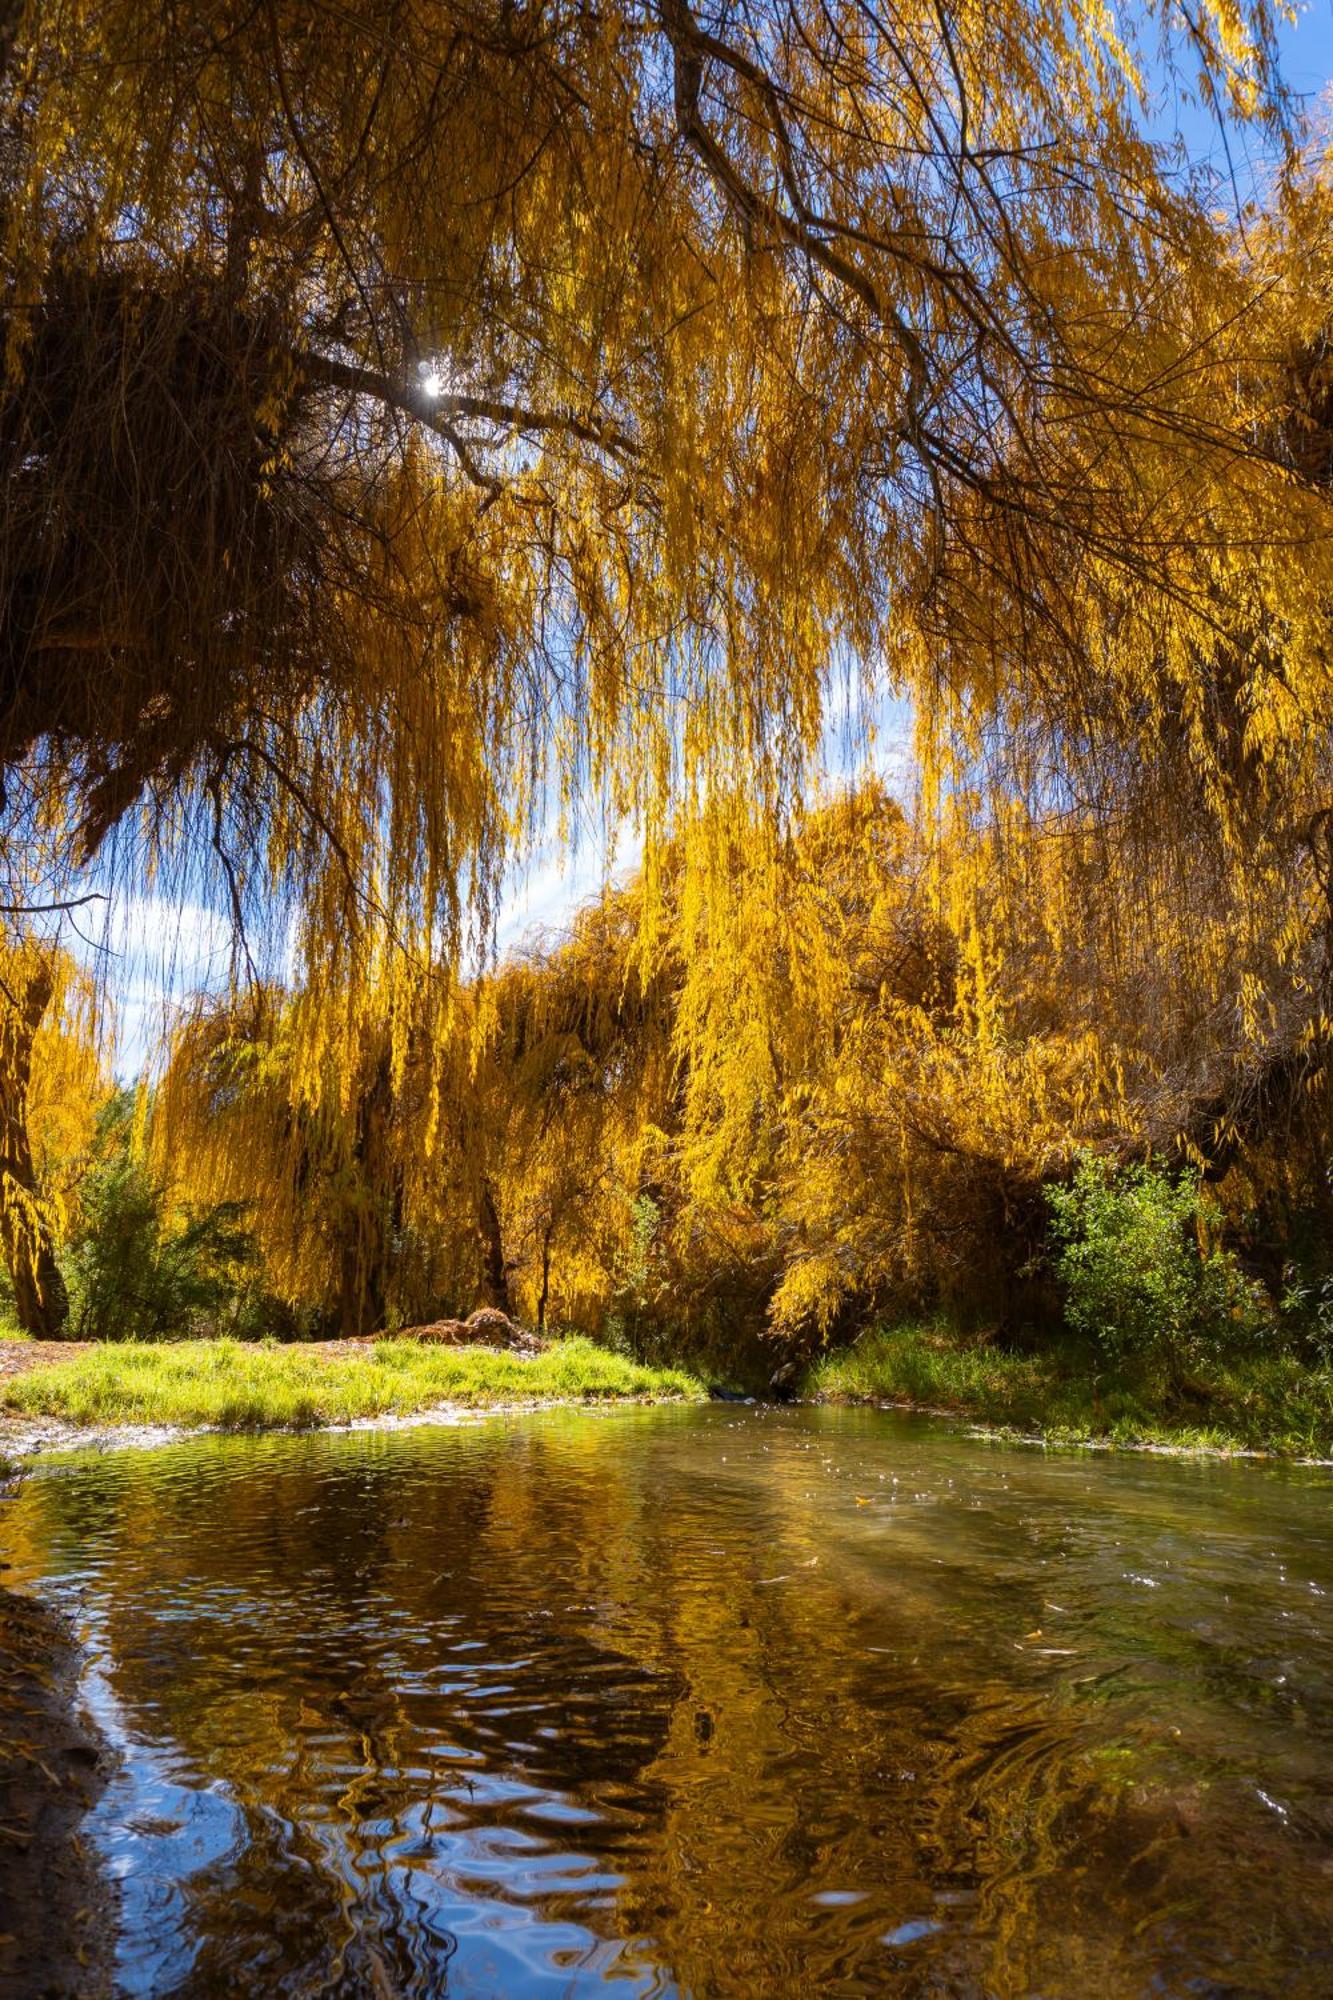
[5,1404,1333,1997]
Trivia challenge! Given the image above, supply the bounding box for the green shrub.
[1278,1267,1333,1367]
[65,1152,259,1340]
[1047,1155,1267,1377]
[63,1094,268,1341]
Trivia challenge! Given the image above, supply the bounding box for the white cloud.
[495,820,641,958]
[68,893,235,1081]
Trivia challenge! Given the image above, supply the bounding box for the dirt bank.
[0,1339,94,1380]
[0,1336,382,1380]
[0,1578,115,1999]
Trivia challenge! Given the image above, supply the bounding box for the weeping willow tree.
[155,892,677,1334]
[4,0,1333,1337]
[0,0,1322,928]
[0,935,101,1332]
[147,752,1331,1356]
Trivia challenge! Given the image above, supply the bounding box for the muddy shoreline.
[0,1572,116,1999]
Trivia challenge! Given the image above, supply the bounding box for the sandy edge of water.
[4,1391,1332,1466]
[0,1393,691,1463]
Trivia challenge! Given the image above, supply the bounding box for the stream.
[4,1403,1332,1996]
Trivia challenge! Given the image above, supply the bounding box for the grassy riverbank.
[2,1335,704,1432]
[10,1320,1332,1455]
[803,1322,1333,1456]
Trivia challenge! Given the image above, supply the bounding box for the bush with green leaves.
[63,1094,268,1341]
[1047,1156,1267,1378]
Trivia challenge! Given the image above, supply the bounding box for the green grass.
[2,1335,705,1432]
[802,1321,1333,1457]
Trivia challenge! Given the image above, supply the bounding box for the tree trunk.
[334,1215,387,1338]
[476,1179,512,1315]
[0,957,68,1337]
[537,1218,554,1338]
[332,1052,397,1337]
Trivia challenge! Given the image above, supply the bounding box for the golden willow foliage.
[4,0,1333,1340]
[155,895,678,1335]
[154,771,1333,1352]
[0,0,1322,968]
[0,935,100,1333]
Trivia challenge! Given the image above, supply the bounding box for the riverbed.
[4,1403,1332,1996]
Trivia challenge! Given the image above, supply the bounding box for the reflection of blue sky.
[71,3,1333,1078]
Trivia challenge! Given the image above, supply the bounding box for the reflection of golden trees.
[11,1415,1331,1995]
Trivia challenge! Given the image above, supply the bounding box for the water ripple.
[3,1406,1332,1996]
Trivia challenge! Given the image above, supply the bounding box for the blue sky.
[1283,0,1333,88]
[1154,0,1331,156]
